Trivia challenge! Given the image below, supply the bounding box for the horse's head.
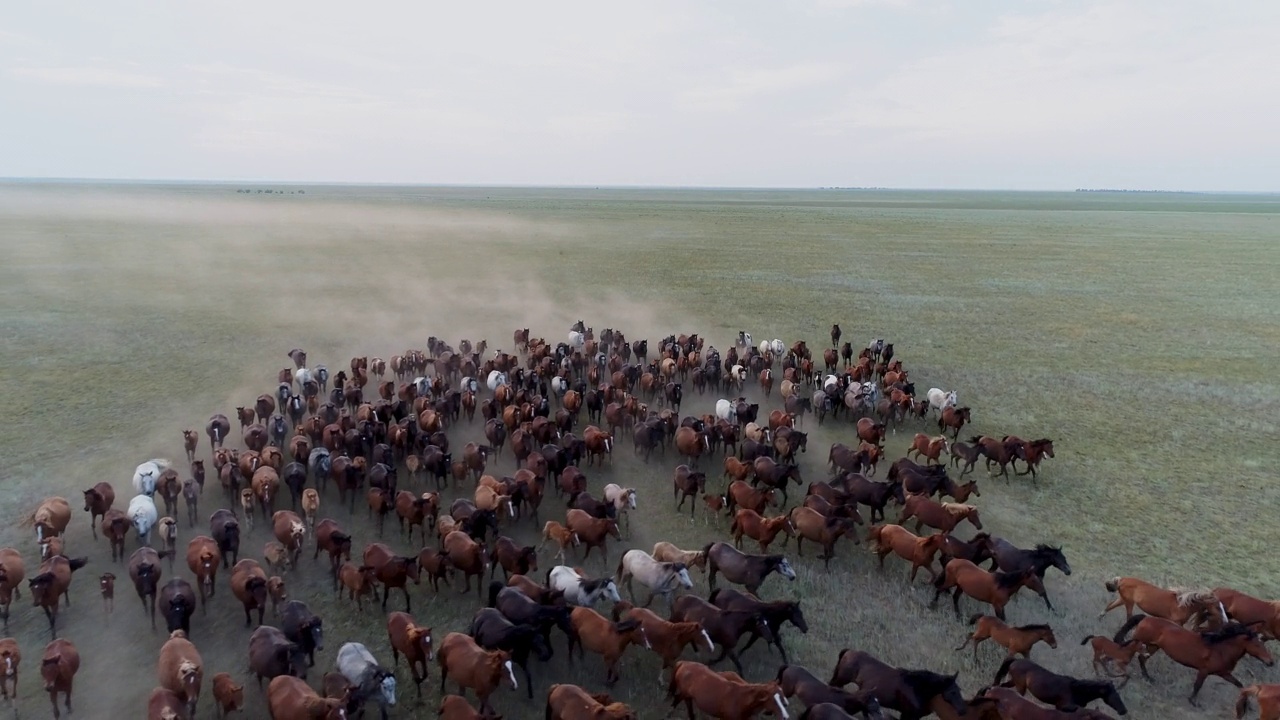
[772,557,797,581]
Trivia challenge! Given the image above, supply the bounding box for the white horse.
[128,494,158,547]
[132,459,172,497]
[602,484,637,537]
[822,375,840,393]
[735,331,752,349]
[547,566,621,607]
[714,399,736,424]
[412,376,432,397]
[550,376,569,398]
[770,339,785,355]
[459,376,479,394]
[315,365,330,392]
[568,331,585,349]
[729,365,747,388]
[486,371,508,392]
[337,642,397,718]
[294,367,314,389]
[927,388,958,414]
[616,549,695,610]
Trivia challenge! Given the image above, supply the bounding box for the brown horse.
[82,483,115,541]
[868,524,947,582]
[1200,587,1280,638]
[969,435,1021,480]
[565,509,621,563]
[729,509,794,553]
[667,660,787,720]
[726,480,778,516]
[898,495,982,534]
[266,675,346,719]
[387,610,434,698]
[40,638,80,719]
[978,686,1112,720]
[1100,576,1225,626]
[1115,614,1274,705]
[931,559,1041,621]
[1080,634,1142,685]
[568,606,648,686]
[230,559,270,627]
[364,541,422,611]
[828,649,968,720]
[669,594,774,674]
[29,555,88,638]
[443,531,489,597]
[937,407,971,440]
[1238,684,1280,720]
[955,615,1057,660]
[488,536,538,581]
[158,629,204,717]
[437,632,517,715]
[545,684,633,720]
[1013,438,1055,481]
[0,637,18,702]
[908,433,949,465]
[788,506,859,569]
[3,549,30,626]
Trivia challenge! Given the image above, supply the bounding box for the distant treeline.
[235,189,305,194]
[1074,188,1197,194]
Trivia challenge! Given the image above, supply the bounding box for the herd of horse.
[3,321,1278,719]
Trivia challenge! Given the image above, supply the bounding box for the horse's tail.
[776,664,789,683]
[933,566,949,589]
[993,657,1015,686]
[1114,614,1146,644]
[1237,685,1263,719]
[486,581,503,608]
[1080,635,1097,646]
[615,556,625,582]
[707,588,722,605]
[968,613,984,626]
[68,557,88,573]
[1105,577,1121,593]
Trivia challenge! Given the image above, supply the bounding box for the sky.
[2,1,1277,190]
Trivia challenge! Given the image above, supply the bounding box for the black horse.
[468,608,552,699]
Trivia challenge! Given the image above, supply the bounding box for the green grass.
[0,182,1278,718]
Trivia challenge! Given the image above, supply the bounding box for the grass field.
[0,182,1277,718]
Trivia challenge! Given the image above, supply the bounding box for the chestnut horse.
[666,660,787,720]
[1100,576,1225,627]
[930,559,1041,621]
[955,615,1057,661]
[1115,614,1274,705]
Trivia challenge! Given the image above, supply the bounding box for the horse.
[469,607,551,699]
[159,579,196,636]
[652,542,708,575]
[206,414,231,450]
[488,536,537,582]
[158,629,204,717]
[437,632,517,715]
[337,642,397,720]
[1199,587,1280,639]
[26,497,72,546]
[1115,614,1274,705]
[868,524,947,583]
[547,566,621,607]
[616,549,693,609]
[29,555,88,639]
[133,459,174,498]
[829,649,967,720]
[993,657,1127,716]
[907,434,949,466]
[667,660,788,720]
[937,407,971,440]
[776,664,882,719]
[669,593,774,674]
[1237,684,1280,720]
[128,547,164,629]
[1080,635,1143,685]
[983,537,1070,611]
[545,683,632,720]
[40,638,80,719]
[266,675,346,719]
[705,542,796,595]
[897,496,982,535]
[0,637,17,702]
[364,541,423,610]
[930,559,1042,621]
[82,483,115,540]
[708,587,808,665]
[968,435,1022,480]
[730,509,795,554]
[129,494,159,547]
[279,601,324,672]
[788,506,859,569]
[442,531,489,598]
[230,558,270,627]
[927,388,958,414]
[602,484,637,537]
[565,509,621,563]
[211,672,245,718]
[673,465,708,516]
[955,615,1057,661]
[248,625,308,686]
[1100,576,1225,626]
[977,687,1111,720]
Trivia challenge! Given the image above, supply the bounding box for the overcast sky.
[2,1,1276,190]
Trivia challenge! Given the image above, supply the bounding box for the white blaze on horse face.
[504,659,517,689]
[627,491,637,509]
[774,693,789,719]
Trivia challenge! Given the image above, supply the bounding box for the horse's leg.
[1188,670,1210,705]
[952,588,963,617]
[1136,651,1153,681]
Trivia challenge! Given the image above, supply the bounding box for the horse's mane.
[1201,623,1257,644]
[969,532,991,543]
[941,503,976,515]
[901,669,959,698]
[1175,589,1214,607]
[1066,678,1117,694]
[1016,623,1053,633]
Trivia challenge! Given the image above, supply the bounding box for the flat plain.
[0,182,1277,718]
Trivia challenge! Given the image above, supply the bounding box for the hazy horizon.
[4,2,1277,192]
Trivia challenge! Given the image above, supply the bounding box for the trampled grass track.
[0,183,1277,718]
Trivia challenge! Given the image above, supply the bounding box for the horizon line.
[2,176,1279,196]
